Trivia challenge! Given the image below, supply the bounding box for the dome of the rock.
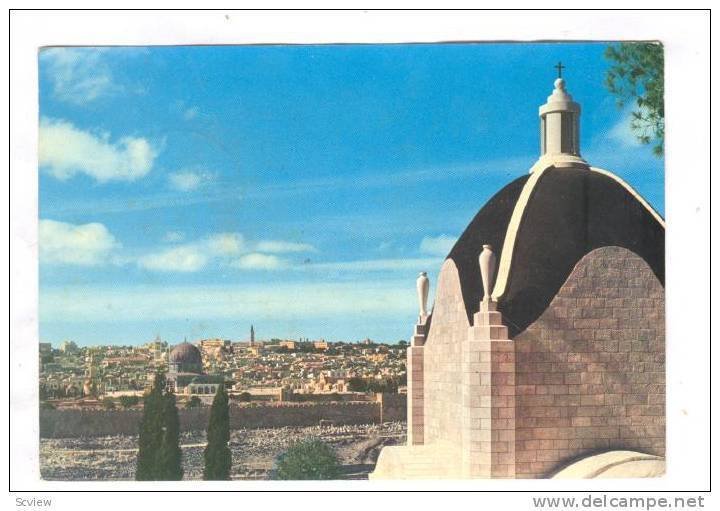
[168,342,202,373]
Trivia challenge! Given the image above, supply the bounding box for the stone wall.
[40,399,406,438]
[513,246,665,478]
[423,259,470,452]
[378,393,408,423]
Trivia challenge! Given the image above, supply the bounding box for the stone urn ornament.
[479,244,496,302]
[416,271,429,322]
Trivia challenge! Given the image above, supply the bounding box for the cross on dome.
[554,61,565,79]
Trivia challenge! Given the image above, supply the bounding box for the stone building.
[372,74,665,479]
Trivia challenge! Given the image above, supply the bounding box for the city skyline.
[42,330,397,349]
[39,43,665,346]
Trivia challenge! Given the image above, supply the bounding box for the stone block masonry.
[513,246,665,478]
[405,246,664,479]
[407,344,425,445]
[422,259,472,454]
[461,338,516,478]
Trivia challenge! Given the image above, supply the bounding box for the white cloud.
[137,233,316,273]
[583,107,660,173]
[39,219,120,266]
[232,253,286,270]
[419,234,457,256]
[255,240,316,253]
[162,231,185,243]
[308,257,441,272]
[183,107,199,120]
[137,246,208,273]
[137,232,243,272]
[607,112,644,149]
[206,233,244,255]
[39,118,157,182]
[168,170,214,191]
[40,48,116,104]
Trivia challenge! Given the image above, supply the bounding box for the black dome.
[447,166,665,337]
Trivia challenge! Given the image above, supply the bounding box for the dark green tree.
[604,42,664,156]
[203,386,232,480]
[136,371,165,480]
[157,390,184,480]
[273,439,340,480]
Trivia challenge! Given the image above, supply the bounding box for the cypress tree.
[157,390,184,480]
[136,371,165,481]
[203,385,231,480]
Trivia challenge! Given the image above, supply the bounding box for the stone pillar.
[461,298,516,478]
[407,320,427,445]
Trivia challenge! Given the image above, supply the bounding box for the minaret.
[86,350,95,379]
[250,325,255,346]
[536,62,589,170]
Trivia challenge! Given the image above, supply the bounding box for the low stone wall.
[40,397,406,438]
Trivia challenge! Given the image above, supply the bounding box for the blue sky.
[38,43,664,346]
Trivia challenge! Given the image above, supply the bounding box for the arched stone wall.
[423,259,470,451]
[513,246,665,478]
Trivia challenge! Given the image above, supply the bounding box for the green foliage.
[203,386,232,480]
[185,395,202,409]
[118,395,140,409]
[101,397,116,410]
[136,371,183,480]
[604,42,664,156]
[236,391,252,402]
[273,439,340,480]
[40,401,55,410]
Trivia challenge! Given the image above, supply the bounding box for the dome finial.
[535,62,589,170]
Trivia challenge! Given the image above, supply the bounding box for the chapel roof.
[446,165,665,337]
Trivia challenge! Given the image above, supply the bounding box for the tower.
[250,325,255,346]
[536,63,589,170]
